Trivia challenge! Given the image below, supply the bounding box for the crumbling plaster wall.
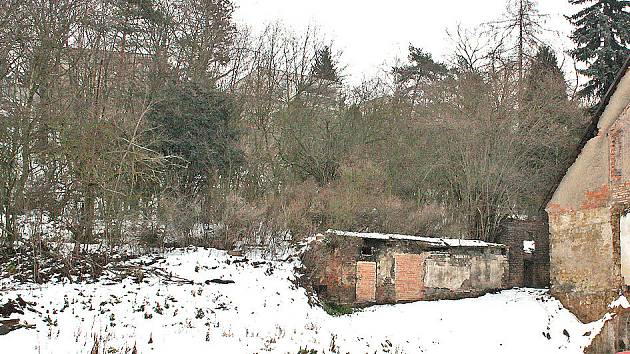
[308,236,362,305]
[422,250,508,300]
[548,67,630,212]
[548,207,622,322]
[373,242,507,302]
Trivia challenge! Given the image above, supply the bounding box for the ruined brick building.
[546,57,630,323]
[498,218,550,288]
[309,230,509,305]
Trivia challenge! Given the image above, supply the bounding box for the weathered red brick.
[394,253,424,301]
[356,261,376,303]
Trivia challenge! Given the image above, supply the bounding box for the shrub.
[322,301,354,316]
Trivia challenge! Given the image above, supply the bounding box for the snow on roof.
[326,230,506,248]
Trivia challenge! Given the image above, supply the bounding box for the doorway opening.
[523,259,534,288]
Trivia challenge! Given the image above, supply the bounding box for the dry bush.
[154,194,208,247]
[213,191,265,249]
[206,180,322,251]
[306,161,464,237]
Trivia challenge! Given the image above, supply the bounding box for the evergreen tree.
[393,46,448,84]
[568,0,630,101]
[147,81,243,193]
[524,45,567,104]
[519,45,584,211]
[312,46,340,83]
[110,0,165,51]
[392,46,448,109]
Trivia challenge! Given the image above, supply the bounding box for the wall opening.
[620,213,630,286]
[523,259,534,288]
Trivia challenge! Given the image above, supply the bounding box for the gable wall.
[546,67,630,322]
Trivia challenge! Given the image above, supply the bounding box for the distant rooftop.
[326,230,506,248]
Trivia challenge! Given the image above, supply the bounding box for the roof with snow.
[326,230,506,248]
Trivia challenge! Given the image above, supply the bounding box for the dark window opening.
[361,246,373,256]
[523,260,534,288]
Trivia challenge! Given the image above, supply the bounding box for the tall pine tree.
[568,0,630,101]
[312,46,340,83]
[524,46,568,104]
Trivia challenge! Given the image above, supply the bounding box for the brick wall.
[580,184,611,209]
[307,236,361,305]
[610,129,623,182]
[394,253,424,301]
[356,261,376,303]
[310,236,509,306]
[498,218,550,288]
[612,182,630,204]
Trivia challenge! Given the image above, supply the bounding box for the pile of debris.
[0,296,36,335]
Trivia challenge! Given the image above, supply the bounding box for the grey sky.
[234,0,578,84]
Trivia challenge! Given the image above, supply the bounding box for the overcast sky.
[233,0,578,84]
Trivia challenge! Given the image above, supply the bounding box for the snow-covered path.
[0,247,603,353]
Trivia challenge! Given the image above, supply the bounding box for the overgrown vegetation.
[0,0,626,273]
[322,301,354,316]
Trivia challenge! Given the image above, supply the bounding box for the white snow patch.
[0,247,603,353]
[524,240,536,254]
[609,295,630,309]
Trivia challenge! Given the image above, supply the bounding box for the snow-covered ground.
[0,247,606,353]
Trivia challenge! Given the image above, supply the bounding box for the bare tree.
[446,24,488,72]
[485,0,548,80]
